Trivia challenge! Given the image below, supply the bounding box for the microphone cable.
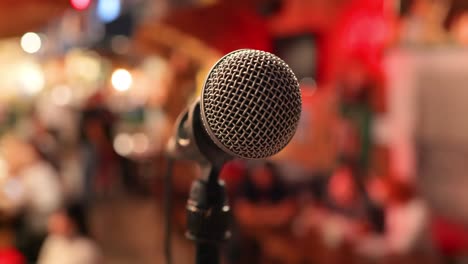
[163,156,174,264]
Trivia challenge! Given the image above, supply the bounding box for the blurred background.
[1,0,468,263]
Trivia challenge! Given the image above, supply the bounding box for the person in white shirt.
[38,203,101,264]
[0,134,64,262]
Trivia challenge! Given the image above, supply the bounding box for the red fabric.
[324,0,394,83]
[0,248,25,264]
[220,160,246,194]
[431,217,468,255]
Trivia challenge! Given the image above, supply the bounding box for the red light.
[70,0,91,10]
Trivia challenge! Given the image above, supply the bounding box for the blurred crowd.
[0,97,126,263]
[217,159,432,264]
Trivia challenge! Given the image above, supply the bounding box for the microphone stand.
[186,165,230,264]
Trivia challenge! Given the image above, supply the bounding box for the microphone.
[164,49,302,264]
[167,49,302,166]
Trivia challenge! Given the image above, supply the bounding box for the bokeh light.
[0,158,8,181]
[65,49,102,84]
[20,32,42,54]
[51,85,72,106]
[17,61,45,95]
[111,68,133,92]
[114,133,133,156]
[132,133,149,154]
[97,0,121,23]
[70,0,91,10]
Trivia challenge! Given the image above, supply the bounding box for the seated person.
[293,165,383,264]
[357,177,433,261]
[38,204,101,264]
[232,161,297,263]
[323,166,372,244]
[0,134,63,263]
[235,161,296,230]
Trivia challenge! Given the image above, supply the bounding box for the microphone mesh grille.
[201,49,302,159]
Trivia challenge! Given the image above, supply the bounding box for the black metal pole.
[186,165,230,264]
[196,242,220,264]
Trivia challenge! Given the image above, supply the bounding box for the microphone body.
[166,99,231,167]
